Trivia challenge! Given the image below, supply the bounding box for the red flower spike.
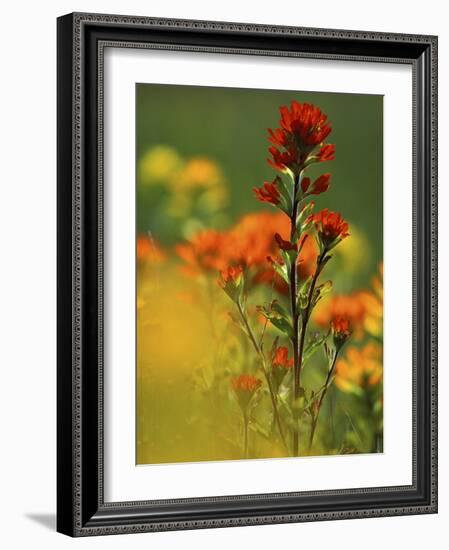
[278,101,332,147]
[253,179,281,205]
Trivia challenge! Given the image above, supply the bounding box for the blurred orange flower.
[176,211,319,293]
[175,230,228,277]
[314,293,367,337]
[335,343,382,393]
[137,234,166,264]
[358,263,383,338]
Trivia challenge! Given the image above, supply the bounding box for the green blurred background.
[136,83,383,287]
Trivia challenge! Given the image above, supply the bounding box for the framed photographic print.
[57,12,438,536]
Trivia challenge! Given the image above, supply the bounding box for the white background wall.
[0,1,445,548]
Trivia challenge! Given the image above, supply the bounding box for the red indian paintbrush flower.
[271,346,294,389]
[331,316,351,350]
[279,101,332,146]
[309,208,349,250]
[273,346,294,368]
[231,374,262,410]
[267,101,335,174]
[218,265,244,301]
[253,178,281,205]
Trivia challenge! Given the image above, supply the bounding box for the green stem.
[308,349,339,453]
[298,250,326,384]
[243,410,249,458]
[290,175,301,456]
[236,301,287,452]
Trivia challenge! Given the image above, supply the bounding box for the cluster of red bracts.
[308,208,350,249]
[266,100,336,173]
[253,179,281,205]
[331,316,352,349]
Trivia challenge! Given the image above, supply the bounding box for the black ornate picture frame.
[57,12,438,537]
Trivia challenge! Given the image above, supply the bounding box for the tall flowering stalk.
[252,100,350,456]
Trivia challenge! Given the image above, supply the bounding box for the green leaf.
[297,276,312,310]
[258,301,292,338]
[271,260,289,284]
[296,201,315,230]
[302,332,329,365]
[269,316,292,337]
[275,176,293,214]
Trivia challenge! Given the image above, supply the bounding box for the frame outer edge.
[57,13,77,537]
[58,12,438,536]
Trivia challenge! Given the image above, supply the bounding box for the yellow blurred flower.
[171,157,225,190]
[335,342,383,393]
[313,262,383,340]
[334,224,371,274]
[359,263,383,338]
[138,145,183,185]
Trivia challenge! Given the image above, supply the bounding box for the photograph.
[135,84,384,464]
